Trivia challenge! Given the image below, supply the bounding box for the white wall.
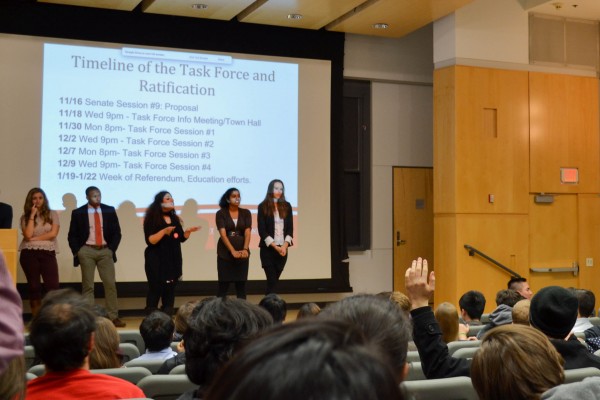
[344,27,434,294]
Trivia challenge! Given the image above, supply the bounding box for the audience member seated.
[138,311,177,361]
[0,250,26,400]
[377,291,412,314]
[435,302,460,343]
[405,257,600,380]
[295,302,321,319]
[530,286,600,370]
[508,276,533,300]
[173,300,199,342]
[89,316,123,369]
[319,294,411,382]
[476,289,525,339]
[204,319,403,400]
[572,289,596,333]
[258,293,287,324]
[471,324,564,400]
[25,288,145,399]
[458,290,486,326]
[157,301,199,375]
[511,299,531,326]
[541,377,600,399]
[179,297,273,399]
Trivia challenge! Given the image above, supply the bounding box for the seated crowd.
[4,251,600,399]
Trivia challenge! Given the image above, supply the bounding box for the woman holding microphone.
[143,191,199,315]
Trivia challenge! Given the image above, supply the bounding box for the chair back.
[137,374,199,400]
[91,366,152,384]
[466,324,485,338]
[119,342,141,363]
[406,350,420,363]
[480,314,490,324]
[452,347,479,360]
[405,361,426,381]
[124,358,168,374]
[564,367,600,384]
[118,330,146,354]
[400,376,478,400]
[589,317,600,326]
[26,372,38,381]
[169,364,186,375]
[24,345,36,369]
[447,340,481,356]
[27,364,45,377]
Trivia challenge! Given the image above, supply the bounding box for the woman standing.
[143,191,199,315]
[215,188,251,299]
[257,179,293,295]
[19,188,60,316]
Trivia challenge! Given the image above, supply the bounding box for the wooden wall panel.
[529,194,579,290]
[454,66,530,214]
[578,194,600,299]
[530,73,600,194]
[434,214,528,313]
[433,67,456,214]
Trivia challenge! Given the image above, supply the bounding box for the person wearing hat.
[404,257,600,379]
[530,286,600,370]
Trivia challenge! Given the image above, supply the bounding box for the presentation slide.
[0,34,331,285]
[40,44,298,209]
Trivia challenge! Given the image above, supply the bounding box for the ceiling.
[36,0,600,39]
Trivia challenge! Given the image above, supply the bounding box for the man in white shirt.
[137,311,177,360]
[572,288,596,333]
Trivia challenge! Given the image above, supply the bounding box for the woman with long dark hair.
[257,179,293,294]
[143,191,199,315]
[215,188,251,299]
[19,187,60,316]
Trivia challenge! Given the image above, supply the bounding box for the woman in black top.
[215,188,251,299]
[143,191,199,315]
[257,179,293,294]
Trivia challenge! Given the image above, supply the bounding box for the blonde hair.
[512,299,531,326]
[0,355,25,400]
[434,302,459,343]
[378,291,411,314]
[89,317,121,369]
[175,300,200,334]
[296,303,321,320]
[471,324,564,400]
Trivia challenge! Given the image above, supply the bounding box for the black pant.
[261,247,287,294]
[217,281,246,299]
[146,279,177,315]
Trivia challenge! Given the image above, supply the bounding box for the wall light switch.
[586,258,594,267]
[488,194,494,203]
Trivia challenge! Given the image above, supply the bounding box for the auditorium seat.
[27,364,45,377]
[90,366,151,384]
[466,324,485,338]
[405,361,426,381]
[400,376,478,400]
[564,367,600,384]
[480,314,490,324]
[24,345,36,369]
[406,350,420,363]
[118,330,145,354]
[26,372,38,381]
[447,340,481,356]
[119,342,141,363]
[169,364,186,375]
[590,317,600,326]
[124,358,167,374]
[452,347,479,360]
[137,374,199,400]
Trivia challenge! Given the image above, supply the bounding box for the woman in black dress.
[257,179,293,294]
[144,191,199,315]
[215,188,251,299]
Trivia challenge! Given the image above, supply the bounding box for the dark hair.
[205,320,403,400]
[218,188,240,209]
[495,289,524,307]
[144,191,174,230]
[458,290,486,320]
[296,302,321,319]
[574,289,596,318]
[139,311,175,352]
[85,186,100,196]
[260,179,289,218]
[29,289,96,371]
[184,297,273,390]
[319,294,411,376]
[507,277,527,290]
[258,294,287,324]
